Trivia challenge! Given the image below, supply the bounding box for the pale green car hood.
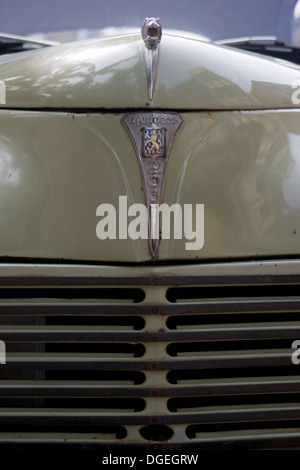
[0,33,300,263]
[0,33,300,110]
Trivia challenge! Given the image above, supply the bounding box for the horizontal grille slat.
[0,409,151,426]
[0,381,147,398]
[1,429,300,450]
[161,299,300,315]
[168,376,300,396]
[2,322,300,342]
[1,376,300,397]
[2,403,300,427]
[1,326,147,342]
[188,428,300,449]
[0,304,151,316]
[4,350,293,370]
[0,273,300,286]
[162,404,300,425]
[0,432,127,445]
[0,299,300,316]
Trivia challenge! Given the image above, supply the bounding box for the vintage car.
[1,0,300,454]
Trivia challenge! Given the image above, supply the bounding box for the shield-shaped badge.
[122,112,182,260]
[143,128,165,157]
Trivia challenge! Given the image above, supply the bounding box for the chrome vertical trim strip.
[142,18,162,100]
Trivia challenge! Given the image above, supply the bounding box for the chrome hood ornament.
[142,17,162,100]
[122,112,182,260]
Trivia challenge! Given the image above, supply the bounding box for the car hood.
[0,32,300,110]
[0,30,300,263]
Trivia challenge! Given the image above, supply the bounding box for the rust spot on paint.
[294,228,297,235]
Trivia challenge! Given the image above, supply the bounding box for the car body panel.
[0,34,300,110]
[0,108,299,262]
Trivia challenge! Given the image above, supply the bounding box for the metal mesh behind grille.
[1,270,300,450]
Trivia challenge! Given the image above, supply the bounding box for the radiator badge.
[122,112,182,260]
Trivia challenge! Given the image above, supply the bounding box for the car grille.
[1,270,300,450]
